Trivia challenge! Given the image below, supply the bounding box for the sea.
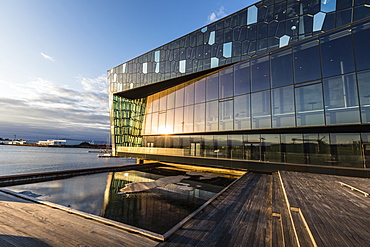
[0,145,136,176]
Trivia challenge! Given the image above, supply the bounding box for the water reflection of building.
[101,170,225,234]
[108,0,370,175]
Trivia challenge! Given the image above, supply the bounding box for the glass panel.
[323,74,360,125]
[272,86,295,128]
[295,83,325,126]
[216,135,229,159]
[293,39,321,83]
[321,0,336,13]
[234,61,250,95]
[357,70,370,123]
[219,66,234,99]
[154,51,160,62]
[158,112,167,134]
[330,133,363,168]
[251,91,271,129]
[195,78,206,103]
[211,57,219,68]
[270,48,293,88]
[234,94,251,130]
[184,82,194,106]
[166,109,174,134]
[179,60,186,73]
[219,100,234,131]
[206,101,218,131]
[143,113,152,135]
[167,87,176,109]
[152,93,159,112]
[183,105,194,133]
[146,95,154,114]
[159,91,167,111]
[251,55,270,92]
[223,42,232,58]
[151,112,159,134]
[336,8,352,27]
[247,6,258,25]
[209,31,215,45]
[174,107,184,133]
[313,12,326,31]
[206,73,219,101]
[194,103,206,132]
[143,63,148,74]
[304,133,331,165]
[175,84,184,108]
[229,135,243,159]
[262,134,281,162]
[320,28,355,78]
[281,134,305,164]
[279,35,290,48]
[353,22,370,71]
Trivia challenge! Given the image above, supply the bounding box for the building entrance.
[190,142,201,156]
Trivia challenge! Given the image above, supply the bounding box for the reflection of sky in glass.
[223,42,232,58]
[313,12,326,31]
[179,60,186,73]
[142,62,147,74]
[211,57,219,68]
[247,6,257,25]
[279,35,290,48]
[321,0,336,13]
[154,50,160,62]
[208,31,215,45]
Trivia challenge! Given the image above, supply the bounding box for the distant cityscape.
[0,137,110,148]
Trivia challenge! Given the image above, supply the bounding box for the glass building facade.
[109,0,370,171]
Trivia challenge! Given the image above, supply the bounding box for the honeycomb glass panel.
[247,6,258,25]
[313,12,326,31]
[321,0,337,13]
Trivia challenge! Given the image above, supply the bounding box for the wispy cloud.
[40,52,55,62]
[207,6,226,23]
[0,75,109,141]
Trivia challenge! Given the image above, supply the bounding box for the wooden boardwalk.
[0,171,369,246]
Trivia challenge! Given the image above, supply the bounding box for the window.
[251,90,271,129]
[234,94,250,130]
[251,55,270,92]
[271,49,293,88]
[219,67,234,99]
[219,100,234,131]
[206,73,219,101]
[206,101,218,131]
[194,103,206,132]
[353,22,370,71]
[323,74,360,125]
[357,70,370,123]
[195,78,206,103]
[295,83,325,126]
[320,28,355,78]
[183,105,194,132]
[234,61,250,95]
[272,86,295,128]
[293,40,321,83]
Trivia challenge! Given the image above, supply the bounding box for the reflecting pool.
[5,164,239,234]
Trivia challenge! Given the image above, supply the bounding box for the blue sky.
[0,0,255,142]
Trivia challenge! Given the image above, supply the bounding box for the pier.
[0,170,369,246]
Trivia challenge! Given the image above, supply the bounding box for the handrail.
[339,182,369,197]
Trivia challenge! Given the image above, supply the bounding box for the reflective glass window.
[223,42,232,58]
[195,78,206,103]
[251,55,270,92]
[175,84,184,108]
[184,82,194,106]
[313,12,326,32]
[143,113,152,135]
[174,107,184,133]
[330,133,363,168]
[211,57,219,68]
[219,100,234,131]
[321,0,336,13]
[167,87,176,109]
[159,91,167,111]
[320,28,355,78]
[357,70,370,123]
[229,135,243,159]
[206,73,219,101]
[234,94,251,130]
[281,134,305,164]
[151,112,159,134]
[272,86,295,128]
[323,74,360,125]
[194,103,206,132]
[158,112,166,134]
[184,105,194,133]
[353,22,370,71]
[152,93,159,112]
[304,133,331,166]
[354,5,370,21]
[234,61,250,95]
[146,95,154,113]
[295,83,325,126]
[251,90,271,129]
[206,101,218,131]
[336,8,352,27]
[262,134,281,162]
[270,49,293,88]
[293,40,321,83]
[219,67,234,99]
[166,109,174,134]
[247,6,258,25]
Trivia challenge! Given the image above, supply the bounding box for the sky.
[0,0,255,142]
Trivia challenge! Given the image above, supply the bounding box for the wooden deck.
[0,171,369,246]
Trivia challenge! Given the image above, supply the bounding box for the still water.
[6,165,237,234]
[0,145,136,176]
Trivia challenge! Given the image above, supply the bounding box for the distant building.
[108,0,370,176]
[37,139,93,146]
